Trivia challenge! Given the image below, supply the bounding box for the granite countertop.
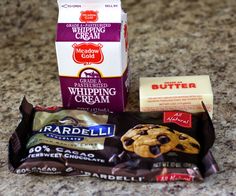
[0,0,236,195]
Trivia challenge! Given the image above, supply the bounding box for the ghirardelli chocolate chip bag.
[8,98,219,182]
[55,0,129,112]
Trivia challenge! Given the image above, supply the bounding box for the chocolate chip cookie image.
[173,131,200,154]
[121,124,155,152]
[133,128,179,158]
[121,124,179,158]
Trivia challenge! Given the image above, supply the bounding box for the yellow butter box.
[140,75,213,118]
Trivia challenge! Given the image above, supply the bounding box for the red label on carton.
[163,111,192,128]
[72,43,104,65]
[80,10,98,23]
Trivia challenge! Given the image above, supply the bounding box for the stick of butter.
[140,75,213,118]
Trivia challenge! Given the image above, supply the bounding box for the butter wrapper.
[140,75,213,118]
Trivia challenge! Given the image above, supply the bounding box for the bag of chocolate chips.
[8,98,219,182]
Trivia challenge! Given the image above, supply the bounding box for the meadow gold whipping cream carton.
[56,0,128,112]
[140,75,213,118]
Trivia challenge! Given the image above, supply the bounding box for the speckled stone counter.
[0,0,236,195]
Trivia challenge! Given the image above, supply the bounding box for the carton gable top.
[57,0,125,23]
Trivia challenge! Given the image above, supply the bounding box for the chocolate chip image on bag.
[173,131,200,154]
[121,124,200,158]
[121,124,180,158]
[8,98,219,182]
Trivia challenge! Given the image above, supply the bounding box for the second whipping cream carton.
[56,0,128,112]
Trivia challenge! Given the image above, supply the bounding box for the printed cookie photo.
[121,124,179,158]
[173,131,200,154]
[121,124,201,158]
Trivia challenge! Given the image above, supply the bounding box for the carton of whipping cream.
[140,75,213,118]
[56,0,128,112]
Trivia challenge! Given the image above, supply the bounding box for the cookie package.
[8,98,219,182]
